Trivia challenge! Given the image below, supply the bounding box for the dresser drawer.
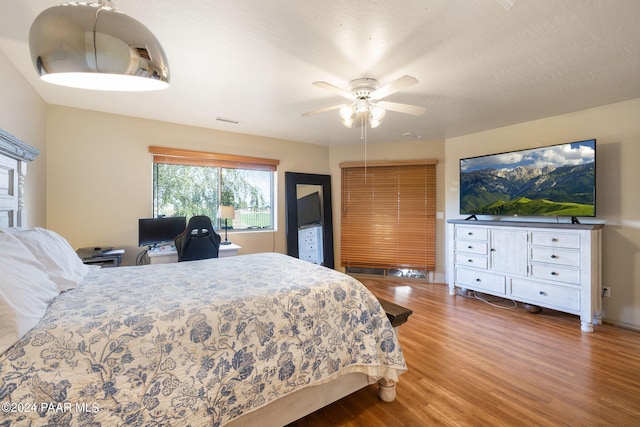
[455,268,505,294]
[455,226,488,241]
[530,231,580,249]
[511,278,580,313]
[455,253,488,269]
[298,233,318,243]
[455,240,488,255]
[530,263,580,284]
[301,242,320,252]
[299,251,319,263]
[300,235,317,245]
[299,227,320,239]
[530,247,580,267]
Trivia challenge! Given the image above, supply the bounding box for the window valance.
[149,146,279,171]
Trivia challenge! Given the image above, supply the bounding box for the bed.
[0,131,406,426]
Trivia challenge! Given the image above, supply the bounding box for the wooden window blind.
[340,160,437,270]
[149,146,279,171]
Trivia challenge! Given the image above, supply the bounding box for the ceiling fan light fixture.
[355,99,369,113]
[29,0,170,91]
[339,105,355,121]
[342,117,355,128]
[370,105,383,118]
[370,104,385,119]
[341,103,386,128]
[369,105,385,128]
[339,105,356,128]
[304,75,423,131]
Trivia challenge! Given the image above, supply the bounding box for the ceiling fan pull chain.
[363,114,368,179]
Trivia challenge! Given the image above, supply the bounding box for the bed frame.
[0,128,399,426]
[227,373,378,427]
[0,128,38,227]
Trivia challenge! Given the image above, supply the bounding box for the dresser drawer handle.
[467,232,473,236]
[475,278,481,282]
[551,255,558,259]
[467,245,473,249]
[551,238,558,242]
[551,272,558,276]
[539,291,547,296]
[467,259,473,263]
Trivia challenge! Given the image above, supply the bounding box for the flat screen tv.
[460,139,595,220]
[297,192,322,227]
[138,216,187,247]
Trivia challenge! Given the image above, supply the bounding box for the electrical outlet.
[603,287,611,297]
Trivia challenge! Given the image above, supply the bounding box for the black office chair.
[174,215,221,261]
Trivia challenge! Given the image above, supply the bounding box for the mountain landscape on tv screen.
[460,162,595,216]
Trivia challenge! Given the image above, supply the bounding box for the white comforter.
[0,252,405,426]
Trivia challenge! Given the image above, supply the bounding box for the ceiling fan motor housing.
[349,78,380,99]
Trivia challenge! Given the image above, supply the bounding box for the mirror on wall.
[285,172,334,269]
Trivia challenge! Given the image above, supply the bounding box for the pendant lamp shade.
[29,1,170,91]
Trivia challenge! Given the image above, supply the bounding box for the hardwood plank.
[287,277,640,426]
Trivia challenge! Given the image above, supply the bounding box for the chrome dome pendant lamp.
[29,0,169,91]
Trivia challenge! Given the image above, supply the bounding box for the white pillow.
[0,232,60,354]
[7,227,90,291]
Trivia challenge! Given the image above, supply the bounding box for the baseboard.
[602,319,640,332]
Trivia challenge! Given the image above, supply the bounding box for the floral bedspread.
[0,252,406,426]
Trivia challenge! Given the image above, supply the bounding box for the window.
[149,146,279,231]
[340,160,437,271]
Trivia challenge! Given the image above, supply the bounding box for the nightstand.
[77,247,124,268]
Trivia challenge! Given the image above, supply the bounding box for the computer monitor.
[138,216,186,247]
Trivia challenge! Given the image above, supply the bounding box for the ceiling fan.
[302,75,426,128]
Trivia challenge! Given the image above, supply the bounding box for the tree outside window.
[153,163,274,230]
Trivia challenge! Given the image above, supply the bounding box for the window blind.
[340,160,436,270]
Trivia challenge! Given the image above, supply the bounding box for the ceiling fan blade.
[312,81,354,100]
[302,103,345,116]
[371,75,419,100]
[377,101,425,116]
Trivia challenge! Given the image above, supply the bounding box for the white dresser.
[298,225,323,265]
[448,220,604,332]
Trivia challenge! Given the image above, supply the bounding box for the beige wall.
[329,139,447,282]
[444,98,640,329]
[0,51,47,227]
[45,106,330,266]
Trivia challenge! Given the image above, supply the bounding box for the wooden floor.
[288,277,640,426]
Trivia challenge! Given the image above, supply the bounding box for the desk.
[148,243,241,264]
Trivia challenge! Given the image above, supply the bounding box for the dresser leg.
[581,322,594,333]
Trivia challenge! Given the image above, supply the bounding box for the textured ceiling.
[1,0,640,146]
